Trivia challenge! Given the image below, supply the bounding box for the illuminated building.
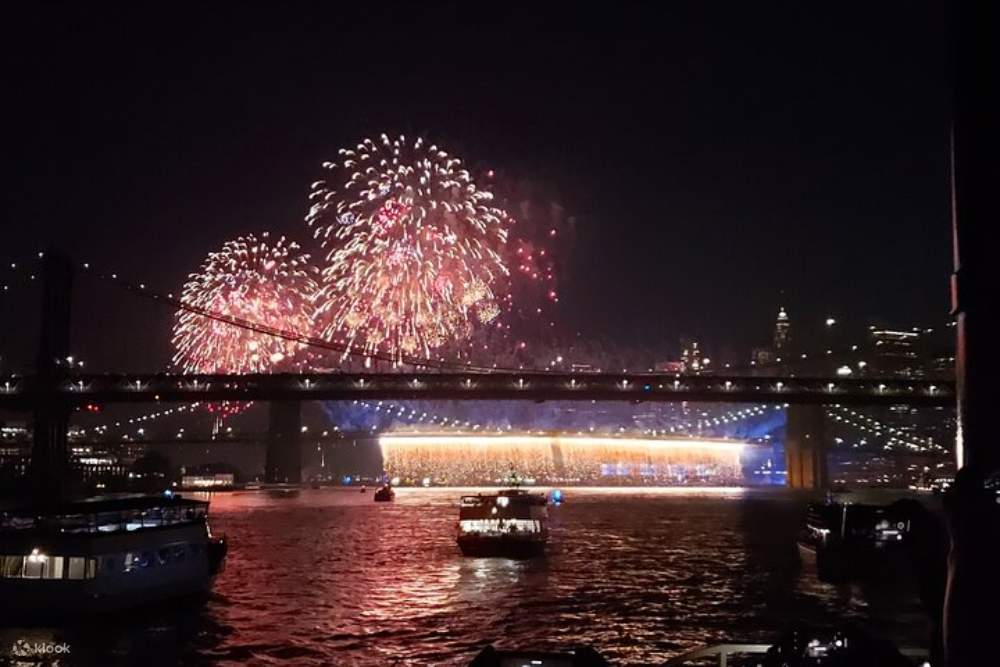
[870,328,921,377]
[774,307,790,350]
[680,340,702,373]
[181,473,235,490]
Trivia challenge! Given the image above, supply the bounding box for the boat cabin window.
[1,553,97,580]
[459,518,543,534]
[16,503,211,534]
[123,544,191,572]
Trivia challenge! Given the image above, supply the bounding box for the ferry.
[0,493,227,619]
[457,487,548,558]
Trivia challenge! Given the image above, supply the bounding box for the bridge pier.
[31,250,74,503]
[265,400,302,484]
[784,404,827,490]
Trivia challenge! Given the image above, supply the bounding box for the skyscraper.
[773,307,790,350]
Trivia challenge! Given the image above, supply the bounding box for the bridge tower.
[265,400,302,483]
[784,404,827,490]
[31,249,74,502]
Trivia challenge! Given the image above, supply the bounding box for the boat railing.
[0,506,208,534]
[662,643,929,666]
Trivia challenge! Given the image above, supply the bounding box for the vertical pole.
[785,404,827,490]
[943,2,1000,665]
[949,2,999,477]
[31,249,74,503]
[266,400,302,484]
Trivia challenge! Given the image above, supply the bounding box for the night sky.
[2,1,952,372]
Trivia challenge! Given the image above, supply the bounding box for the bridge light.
[825,317,836,326]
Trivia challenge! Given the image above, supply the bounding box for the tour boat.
[0,493,227,618]
[457,486,548,558]
[373,484,395,502]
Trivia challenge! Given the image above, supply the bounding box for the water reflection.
[1,488,929,666]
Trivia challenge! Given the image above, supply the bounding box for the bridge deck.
[0,372,954,408]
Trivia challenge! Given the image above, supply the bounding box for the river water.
[0,488,932,666]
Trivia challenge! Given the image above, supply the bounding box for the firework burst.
[307,134,510,360]
[172,233,319,391]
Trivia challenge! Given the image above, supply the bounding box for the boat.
[360,485,367,494]
[0,493,227,619]
[456,481,548,558]
[265,485,299,499]
[373,484,395,502]
[797,498,912,580]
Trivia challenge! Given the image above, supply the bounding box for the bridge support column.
[31,250,74,503]
[785,404,827,490]
[265,400,302,484]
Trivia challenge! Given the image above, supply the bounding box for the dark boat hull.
[457,536,546,558]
